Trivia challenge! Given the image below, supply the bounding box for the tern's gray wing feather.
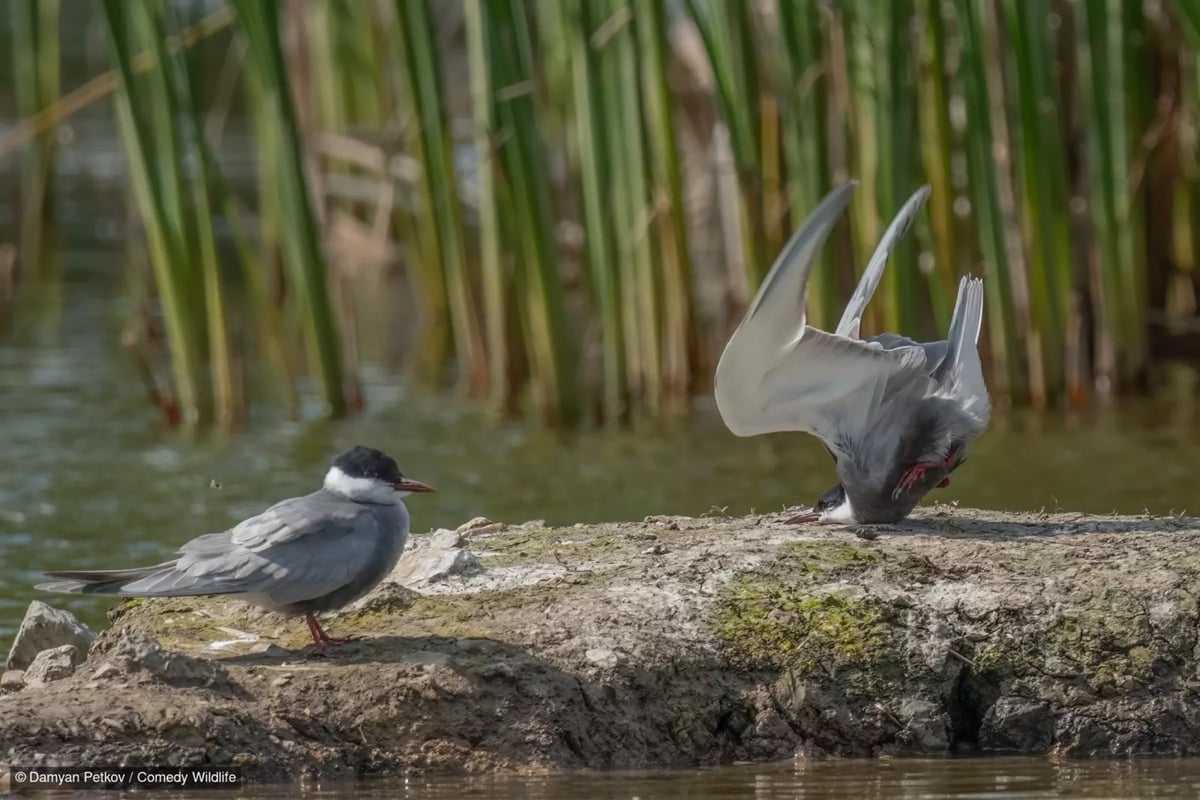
[716,182,855,436]
[155,493,403,607]
[834,186,930,340]
[738,181,858,343]
[46,492,409,610]
[868,332,950,375]
[725,324,934,454]
[717,181,940,453]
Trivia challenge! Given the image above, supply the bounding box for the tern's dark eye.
[816,484,846,512]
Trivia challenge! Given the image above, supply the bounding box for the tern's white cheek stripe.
[323,467,396,504]
[822,497,857,523]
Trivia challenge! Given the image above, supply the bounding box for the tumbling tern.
[37,446,435,653]
[714,181,990,524]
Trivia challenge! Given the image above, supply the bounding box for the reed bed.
[9,0,60,283]
[5,0,1199,427]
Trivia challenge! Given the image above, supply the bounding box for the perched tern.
[37,446,435,653]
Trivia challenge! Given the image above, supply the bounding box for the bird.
[714,180,990,524]
[37,446,435,653]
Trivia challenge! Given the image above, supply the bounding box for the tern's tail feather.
[932,275,985,386]
[37,562,240,598]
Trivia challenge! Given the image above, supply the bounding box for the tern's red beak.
[784,511,820,524]
[394,477,436,493]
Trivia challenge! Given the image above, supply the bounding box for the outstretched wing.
[835,185,931,339]
[715,182,935,456]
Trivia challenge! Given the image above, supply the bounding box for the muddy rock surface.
[2,506,1199,782]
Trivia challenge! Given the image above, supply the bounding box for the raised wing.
[835,185,931,340]
[739,181,859,344]
[715,182,935,454]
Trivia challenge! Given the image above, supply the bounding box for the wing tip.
[35,579,87,594]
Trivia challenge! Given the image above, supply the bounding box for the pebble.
[24,645,80,687]
[0,669,26,693]
[247,643,291,659]
[457,516,507,535]
[584,648,623,669]
[480,662,515,681]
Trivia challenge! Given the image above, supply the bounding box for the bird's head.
[788,484,856,524]
[324,445,436,504]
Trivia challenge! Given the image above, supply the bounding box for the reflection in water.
[117,758,1200,799]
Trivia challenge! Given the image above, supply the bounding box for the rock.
[978,698,1054,753]
[6,601,97,671]
[0,670,26,693]
[246,643,291,659]
[429,529,466,549]
[98,634,236,692]
[24,646,80,687]
[389,536,482,589]
[584,648,623,669]
[347,581,422,616]
[457,516,506,535]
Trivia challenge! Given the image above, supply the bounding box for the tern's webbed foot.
[305,637,361,659]
[306,645,347,660]
[319,634,361,645]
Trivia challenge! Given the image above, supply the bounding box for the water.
[27,758,1200,799]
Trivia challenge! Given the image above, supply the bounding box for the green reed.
[232,0,348,418]
[12,0,1198,427]
[10,0,60,282]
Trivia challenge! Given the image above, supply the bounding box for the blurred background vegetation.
[2,0,1200,432]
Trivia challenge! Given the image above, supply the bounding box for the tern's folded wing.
[110,498,396,606]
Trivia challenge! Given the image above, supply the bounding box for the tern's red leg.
[894,455,956,499]
[936,477,950,489]
[304,613,359,648]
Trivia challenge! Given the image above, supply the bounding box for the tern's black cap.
[331,446,404,483]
